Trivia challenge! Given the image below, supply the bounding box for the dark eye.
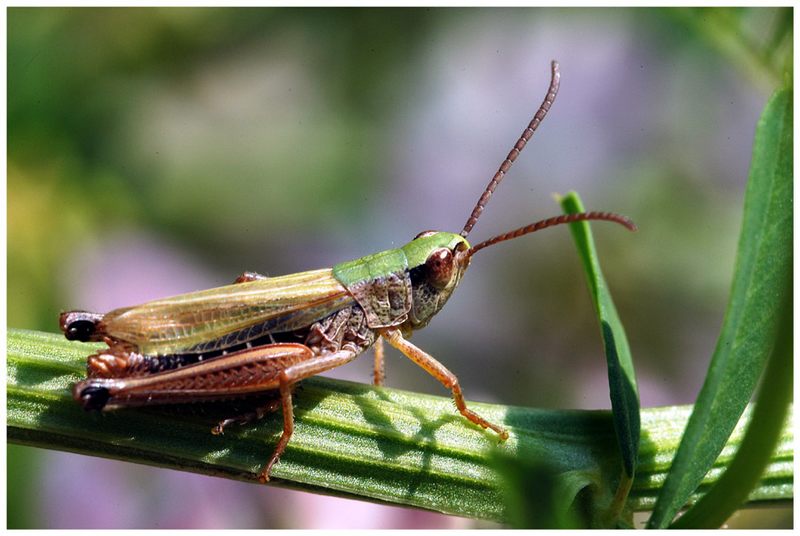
[425,248,454,289]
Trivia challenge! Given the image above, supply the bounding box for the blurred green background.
[7,7,791,529]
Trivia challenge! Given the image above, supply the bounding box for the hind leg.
[256,348,361,482]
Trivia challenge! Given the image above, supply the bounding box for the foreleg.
[381,328,508,440]
[372,336,385,386]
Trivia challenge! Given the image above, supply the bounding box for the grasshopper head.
[401,231,472,330]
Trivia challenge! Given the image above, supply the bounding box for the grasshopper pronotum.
[61,61,635,483]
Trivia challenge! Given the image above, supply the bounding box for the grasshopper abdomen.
[60,311,105,342]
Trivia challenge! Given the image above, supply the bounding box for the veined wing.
[101,268,352,356]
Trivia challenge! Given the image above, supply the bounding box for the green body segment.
[332,232,468,286]
[332,248,408,287]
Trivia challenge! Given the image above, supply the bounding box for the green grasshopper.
[61,61,635,483]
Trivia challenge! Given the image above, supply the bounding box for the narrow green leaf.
[671,284,792,528]
[559,192,640,484]
[7,329,792,524]
[647,86,792,528]
[671,8,792,91]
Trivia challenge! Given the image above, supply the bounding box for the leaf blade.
[559,192,641,481]
[647,86,793,528]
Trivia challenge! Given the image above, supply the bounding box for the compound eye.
[425,248,455,289]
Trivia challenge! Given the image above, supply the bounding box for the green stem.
[8,329,793,524]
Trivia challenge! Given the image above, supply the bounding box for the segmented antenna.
[460,60,561,238]
[467,211,637,258]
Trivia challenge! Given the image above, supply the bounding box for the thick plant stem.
[7,329,793,524]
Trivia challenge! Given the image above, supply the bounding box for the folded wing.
[101,268,352,356]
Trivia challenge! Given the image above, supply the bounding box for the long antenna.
[467,211,637,258]
[460,60,561,237]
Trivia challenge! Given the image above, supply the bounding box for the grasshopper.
[61,61,635,483]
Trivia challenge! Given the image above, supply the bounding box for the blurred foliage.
[671,7,792,91]
[9,7,443,331]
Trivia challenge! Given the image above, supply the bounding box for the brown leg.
[258,375,295,483]
[74,342,363,483]
[257,348,360,481]
[381,328,508,440]
[233,271,268,284]
[373,337,385,386]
